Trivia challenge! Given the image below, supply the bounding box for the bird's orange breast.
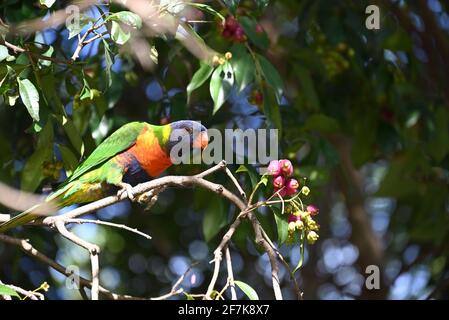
[128,128,172,177]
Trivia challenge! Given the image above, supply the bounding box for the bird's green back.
[60,121,148,187]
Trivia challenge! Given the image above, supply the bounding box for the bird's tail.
[0,204,42,233]
[0,184,71,233]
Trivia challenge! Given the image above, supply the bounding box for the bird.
[0,120,209,232]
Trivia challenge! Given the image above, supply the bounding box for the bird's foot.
[137,187,166,211]
[117,182,135,201]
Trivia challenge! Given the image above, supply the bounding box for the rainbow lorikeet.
[0,120,209,232]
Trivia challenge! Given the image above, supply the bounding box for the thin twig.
[54,219,100,300]
[151,263,197,300]
[225,245,237,300]
[67,219,152,240]
[0,234,141,300]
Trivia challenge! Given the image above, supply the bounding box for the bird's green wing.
[61,121,148,186]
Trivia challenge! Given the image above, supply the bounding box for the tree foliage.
[0,0,449,300]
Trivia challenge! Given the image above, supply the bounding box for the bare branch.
[54,220,100,300]
[66,218,152,240]
[225,246,237,300]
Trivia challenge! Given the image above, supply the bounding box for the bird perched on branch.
[0,120,209,232]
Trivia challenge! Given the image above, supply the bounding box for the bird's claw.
[117,183,135,201]
[137,187,165,211]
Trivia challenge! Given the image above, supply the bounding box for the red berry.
[222,29,232,39]
[254,91,263,105]
[233,27,246,42]
[225,16,239,33]
[255,24,264,33]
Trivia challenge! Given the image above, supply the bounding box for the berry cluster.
[267,159,320,245]
[287,205,320,244]
[221,16,246,42]
[267,159,298,197]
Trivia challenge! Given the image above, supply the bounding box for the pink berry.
[273,175,285,188]
[279,159,293,177]
[267,160,281,176]
[307,205,319,216]
[288,214,300,223]
[286,178,299,190]
[255,24,264,33]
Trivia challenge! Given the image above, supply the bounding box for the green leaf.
[21,120,54,192]
[66,15,91,40]
[234,281,259,300]
[39,45,54,67]
[231,48,254,93]
[223,0,240,14]
[295,64,320,111]
[210,62,234,114]
[262,86,282,133]
[111,21,131,45]
[40,0,56,8]
[0,45,11,62]
[160,0,185,14]
[187,3,225,23]
[186,62,214,102]
[293,233,305,273]
[58,144,79,177]
[54,114,85,157]
[103,40,113,87]
[428,108,449,162]
[239,17,269,50]
[0,284,20,298]
[303,114,340,133]
[108,11,142,29]
[17,78,40,122]
[271,206,288,244]
[236,164,259,188]
[183,292,195,300]
[202,197,226,242]
[255,0,270,11]
[258,55,284,104]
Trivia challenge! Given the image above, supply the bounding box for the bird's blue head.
[166,120,209,157]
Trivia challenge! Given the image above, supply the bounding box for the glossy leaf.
[17,78,40,122]
[108,11,142,29]
[202,197,226,242]
[239,17,269,50]
[111,21,131,45]
[40,0,56,8]
[210,62,234,114]
[271,206,288,244]
[234,281,259,300]
[258,55,284,104]
[0,284,20,298]
[21,120,54,192]
[103,40,113,87]
[231,47,254,93]
[186,62,214,101]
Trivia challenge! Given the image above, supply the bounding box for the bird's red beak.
[193,131,209,149]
